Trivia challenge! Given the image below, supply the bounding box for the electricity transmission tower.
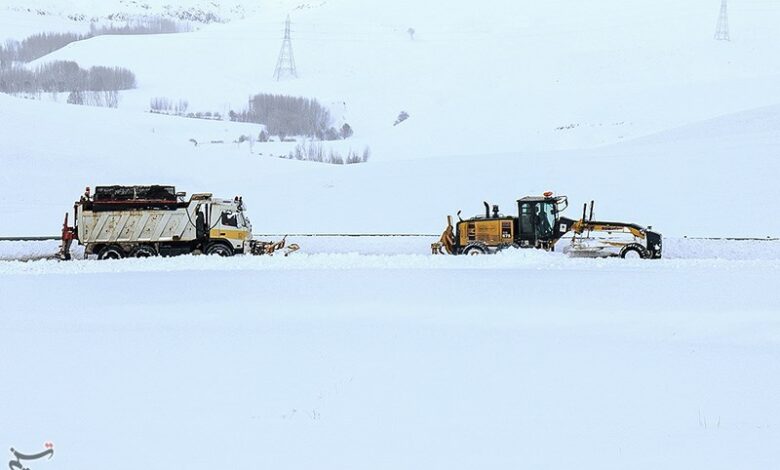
[273,15,297,80]
[714,0,730,41]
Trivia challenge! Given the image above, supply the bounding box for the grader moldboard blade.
[431,215,455,255]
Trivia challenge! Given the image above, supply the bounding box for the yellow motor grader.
[432,193,662,259]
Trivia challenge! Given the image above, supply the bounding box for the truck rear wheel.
[97,245,125,260]
[128,245,157,258]
[205,242,234,257]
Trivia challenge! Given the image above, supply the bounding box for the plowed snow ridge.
[1,238,779,275]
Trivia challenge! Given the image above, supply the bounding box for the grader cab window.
[519,203,535,237]
[537,202,555,239]
[519,201,556,241]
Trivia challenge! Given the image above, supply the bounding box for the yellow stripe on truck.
[210,229,249,240]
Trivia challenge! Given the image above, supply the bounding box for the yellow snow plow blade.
[250,237,300,256]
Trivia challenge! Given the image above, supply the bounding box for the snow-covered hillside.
[19,0,780,157]
[1,0,257,27]
[1,92,778,238]
[2,0,780,236]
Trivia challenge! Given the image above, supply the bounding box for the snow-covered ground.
[2,246,779,469]
[2,1,780,467]
[3,237,780,262]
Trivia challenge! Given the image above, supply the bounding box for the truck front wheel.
[205,242,234,257]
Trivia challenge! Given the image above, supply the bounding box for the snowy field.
[2,239,780,469]
[3,0,780,467]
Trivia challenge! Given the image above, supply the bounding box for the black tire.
[205,242,234,257]
[620,244,648,260]
[128,245,157,258]
[97,245,125,260]
[463,242,488,255]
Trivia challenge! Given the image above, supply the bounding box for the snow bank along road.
[2,236,780,264]
[1,237,779,469]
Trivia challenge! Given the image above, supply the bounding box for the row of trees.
[0,33,86,65]
[150,97,190,115]
[151,93,356,141]
[285,142,371,165]
[0,61,136,94]
[89,18,191,36]
[67,90,120,108]
[0,18,191,66]
[231,93,333,138]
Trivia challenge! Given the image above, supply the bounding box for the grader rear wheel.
[463,242,488,255]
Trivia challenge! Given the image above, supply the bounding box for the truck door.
[195,204,207,240]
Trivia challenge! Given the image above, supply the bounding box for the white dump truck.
[58,185,295,260]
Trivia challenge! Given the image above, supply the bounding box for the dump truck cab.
[191,193,253,255]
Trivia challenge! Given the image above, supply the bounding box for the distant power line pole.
[714,0,730,41]
[273,15,297,80]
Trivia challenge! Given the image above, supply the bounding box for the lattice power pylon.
[273,15,297,80]
[714,0,730,41]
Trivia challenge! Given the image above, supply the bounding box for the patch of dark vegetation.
[0,17,191,66]
[0,61,136,94]
[231,93,334,139]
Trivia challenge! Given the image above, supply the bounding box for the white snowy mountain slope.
[1,0,779,238]
[20,0,780,157]
[1,92,778,237]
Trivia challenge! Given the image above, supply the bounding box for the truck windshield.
[221,211,239,227]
